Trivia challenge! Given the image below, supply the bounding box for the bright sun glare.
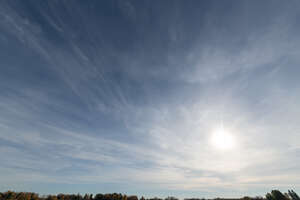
[211,126,235,150]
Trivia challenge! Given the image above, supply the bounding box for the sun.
[211,126,235,150]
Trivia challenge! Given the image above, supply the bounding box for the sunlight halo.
[210,126,236,150]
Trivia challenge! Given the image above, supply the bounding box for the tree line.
[0,190,299,200]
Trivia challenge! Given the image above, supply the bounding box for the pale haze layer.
[0,0,300,198]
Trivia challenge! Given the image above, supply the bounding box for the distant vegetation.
[0,190,299,200]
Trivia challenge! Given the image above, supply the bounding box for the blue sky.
[1,0,300,198]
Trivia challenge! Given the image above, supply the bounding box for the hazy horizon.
[0,0,300,198]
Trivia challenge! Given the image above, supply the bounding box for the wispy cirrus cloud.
[1,0,300,198]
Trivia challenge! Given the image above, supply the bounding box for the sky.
[1,0,300,198]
